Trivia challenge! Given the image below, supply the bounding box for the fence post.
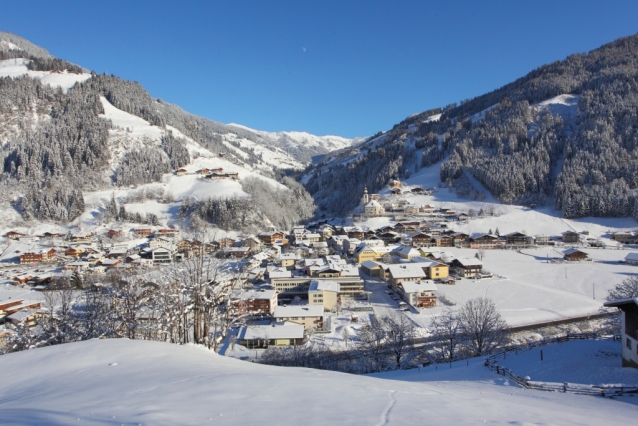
[563,382,568,393]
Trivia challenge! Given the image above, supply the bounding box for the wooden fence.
[484,333,638,398]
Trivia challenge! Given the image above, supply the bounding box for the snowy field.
[0,58,90,92]
[0,338,636,425]
[495,339,638,385]
[398,246,636,327]
[352,246,637,329]
[349,147,638,327]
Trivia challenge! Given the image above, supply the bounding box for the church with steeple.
[360,187,383,217]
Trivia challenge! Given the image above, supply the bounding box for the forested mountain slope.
[0,32,330,228]
[305,33,638,219]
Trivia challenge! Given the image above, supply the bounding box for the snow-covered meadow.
[494,339,638,385]
[0,338,636,425]
[0,58,90,92]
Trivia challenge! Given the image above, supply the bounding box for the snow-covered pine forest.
[0,32,328,228]
[305,34,638,220]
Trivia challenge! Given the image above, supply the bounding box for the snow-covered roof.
[563,248,586,256]
[361,260,381,269]
[410,257,442,268]
[400,280,437,293]
[279,253,301,261]
[109,248,128,255]
[388,264,426,279]
[274,305,324,318]
[304,258,326,268]
[395,246,420,257]
[233,289,277,300]
[309,280,340,293]
[237,321,304,340]
[365,200,381,207]
[7,308,38,322]
[455,258,483,267]
[624,253,638,262]
[67,261,90,267]
[604,298,638,309]
[339,266,360,277]
[269,270,292,279]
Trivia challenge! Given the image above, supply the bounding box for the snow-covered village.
[3,4,638,425]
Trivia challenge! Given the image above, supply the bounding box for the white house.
[237,322,305,349]
[273,305,324,330]
[394,245,421,260]
[398,280,437,309]
[152,245,176,264]
[603,298,638,368]
[625,253,638,266]
[149,237,173,250]
[364,200,384,217]
[387,264,427,291]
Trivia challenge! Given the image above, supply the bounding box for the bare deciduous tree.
[429,308,463,363]
[383,314,415,369]
[458,298,507,356]
[357,316,388,372]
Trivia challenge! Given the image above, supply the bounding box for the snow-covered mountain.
[304,32,638,220]
[229,123,363,163]
[0,31,347,230]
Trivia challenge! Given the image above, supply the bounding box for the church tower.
[361,187,369,205]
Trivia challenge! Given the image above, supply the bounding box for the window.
[627,338,633,350]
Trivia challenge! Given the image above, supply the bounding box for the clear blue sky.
[2,1,638,138]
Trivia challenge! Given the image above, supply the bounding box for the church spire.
[361,187,369,205]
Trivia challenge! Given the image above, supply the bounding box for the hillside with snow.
[0,338,635,425]
[305,33,638,222]
[0,31,358,234]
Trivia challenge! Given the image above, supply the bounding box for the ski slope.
[0,338,635,425]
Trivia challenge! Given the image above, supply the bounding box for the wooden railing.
[484,333,638,398]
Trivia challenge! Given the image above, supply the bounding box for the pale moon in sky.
[302,47,306,52]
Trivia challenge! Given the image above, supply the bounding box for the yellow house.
[308,280,340,311]
[410,258,449,280]
[354,245,394,264]
[425,262,449,280]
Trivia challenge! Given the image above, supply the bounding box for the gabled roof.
[625,253,638,261]
[395,245,419,255]
[603,298,638,309]
[274,305,324,318]
[505,232,527,237]
[388,264,426,279]
[454,257,483,267]
[361,260,382,269]
[400,280,437,293]
[410,257,444,268]
[238,321,304,340]
[309,280,340,293]
[269,270,292,279]
[563,248,587,256]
